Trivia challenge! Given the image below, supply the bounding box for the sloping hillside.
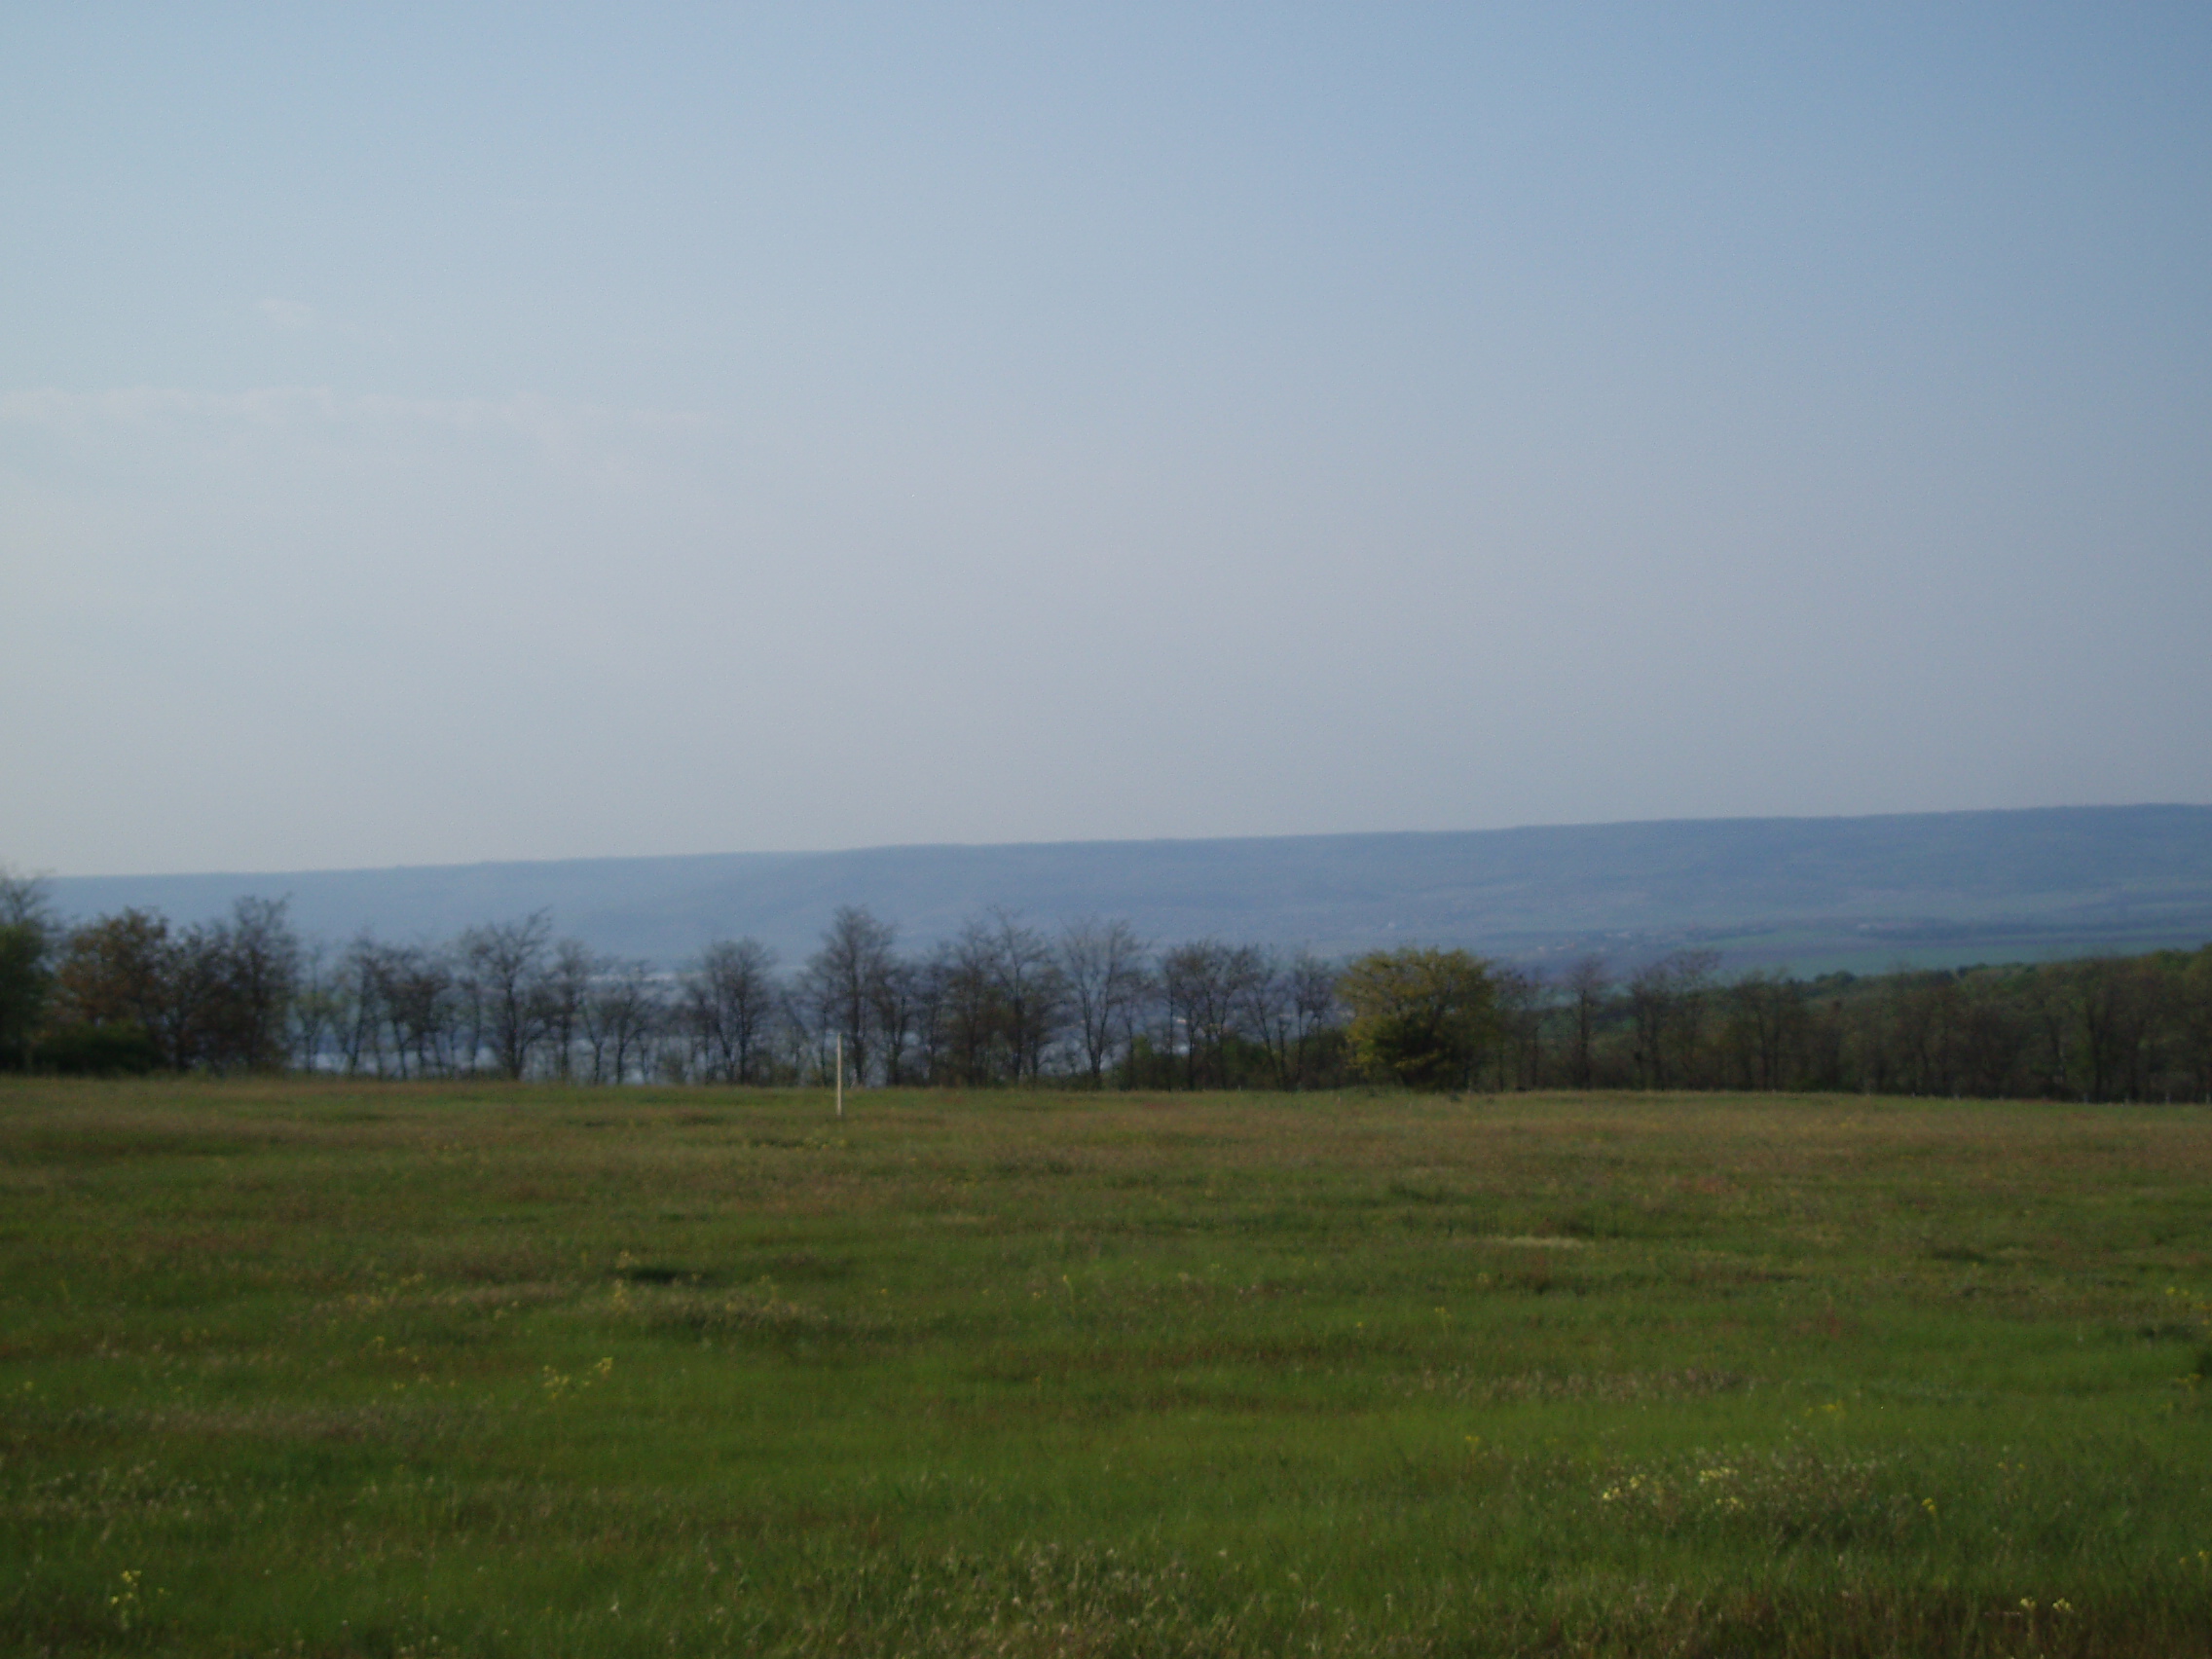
[42,805,2212,972]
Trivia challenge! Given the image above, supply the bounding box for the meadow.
[3,1078,2210,1656]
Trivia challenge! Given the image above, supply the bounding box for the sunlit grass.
[4,1076,2211,1654]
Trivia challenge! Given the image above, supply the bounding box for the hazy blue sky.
[5,5,2208,876]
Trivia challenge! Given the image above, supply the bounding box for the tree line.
[3,870,2210,1101]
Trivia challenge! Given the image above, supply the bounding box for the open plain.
[4,1078,2211,1656]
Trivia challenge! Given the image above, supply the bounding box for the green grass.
[5,1078,2212,1656]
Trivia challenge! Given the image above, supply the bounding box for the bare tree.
[1238,946,1343,1090]
[1628,948,1718,1090]
[1728,969,1803,1092]
[1161,940,1247,1089]
[333,934,383,1075]
[344,940,401,1077]
[985,908,1063,1083]
[1287,950,1342,1088]
[543,939,595,1083]
[1235,947,1289,1088]
[936,922,1005,1086]
[777,976,830,1084]
[1060,917,1149,1088]
[583,957,663,1084]
[1566,955,1608,1089]
[907,948,949,1085]
[687,939,779,1084]
[907,912,1066,1087]
[1491,964,1548,1090]
[218,897,301,1071]
[1118,956,1161,1086]
[393,944,462,1077]
[803,906,897,1084]
[459,912,553,1081]
[869,956,920,1085]
[288,939,339,1072]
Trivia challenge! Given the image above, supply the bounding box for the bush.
[0,918,54,1071]
[34,1021,163,1076]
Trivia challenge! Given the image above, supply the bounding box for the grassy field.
[4,1079,2211,1656]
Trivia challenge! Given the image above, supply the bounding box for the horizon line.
[34,800,2211,886]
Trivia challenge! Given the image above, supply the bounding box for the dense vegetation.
[5,1077,2211,1656]
[5,872,2210,1101]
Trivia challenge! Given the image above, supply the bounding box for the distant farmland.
[6,1076,2212,1655]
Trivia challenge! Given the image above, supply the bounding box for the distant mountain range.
[41,805,2212,976]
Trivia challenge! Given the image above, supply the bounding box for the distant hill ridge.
[41,805,2212,975]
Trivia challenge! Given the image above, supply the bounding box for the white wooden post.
[834,1031,843,1120]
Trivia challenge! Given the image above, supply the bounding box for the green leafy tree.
[48,899,300,1073]
[55,907,182,1064]
[2182,945,2212,1101]
[0,868,57,1069]
[1339,947,1496,1090]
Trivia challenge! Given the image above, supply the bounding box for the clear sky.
[4,5,2208,876]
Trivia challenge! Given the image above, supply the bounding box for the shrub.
[34,1020,163,1076]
